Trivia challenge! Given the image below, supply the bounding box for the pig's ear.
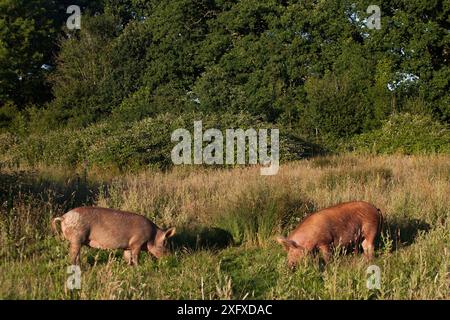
[276,236,299,251]
[164,227,176,239]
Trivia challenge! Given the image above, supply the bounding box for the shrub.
[1,112,313,171]
[350,113,450,155]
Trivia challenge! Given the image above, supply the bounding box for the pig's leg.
[123,250,132,265]
[353,230,363,255]
[319,245,331,263]
[362,237,375,260]
[130,246,141,266]
[353,237,363,255]
[353,243,360,255]
[362,224,378,260]
[69,242,81,265]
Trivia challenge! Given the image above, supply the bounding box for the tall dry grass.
[95,154,448,244]
[0,154,448,299]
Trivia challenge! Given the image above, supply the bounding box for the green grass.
[1,228,448,299]
[0,155,449,299]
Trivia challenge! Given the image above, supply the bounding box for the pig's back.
[69,207,154,249]
[291,201,379,247]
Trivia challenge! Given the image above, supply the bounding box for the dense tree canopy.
[0,0,448,150]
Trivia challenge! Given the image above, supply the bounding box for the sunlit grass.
[0,154,448,299]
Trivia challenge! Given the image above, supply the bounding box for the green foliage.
[3,112,315,170]
[303,44,374,139]
[350,113,450,154]
[0,101,18,131]
[1,0,449,161]
[0,0,104,107]
[49,13,122,127]
[0,0,55,106]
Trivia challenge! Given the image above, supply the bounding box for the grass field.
[0,155,448,299]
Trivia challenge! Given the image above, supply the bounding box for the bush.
[1,112,314,170]
[350,113,450,155]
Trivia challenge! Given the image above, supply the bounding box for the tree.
[49,13,121,127]
[0,0,57,107]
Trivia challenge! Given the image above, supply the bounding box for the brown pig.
[51,207,176,266]
[277,201,382,268]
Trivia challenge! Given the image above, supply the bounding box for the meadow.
[0,154,448,299]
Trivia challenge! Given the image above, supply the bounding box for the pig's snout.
[287,260,297,271]
[147,226,176,259]
[147,242,168,259]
